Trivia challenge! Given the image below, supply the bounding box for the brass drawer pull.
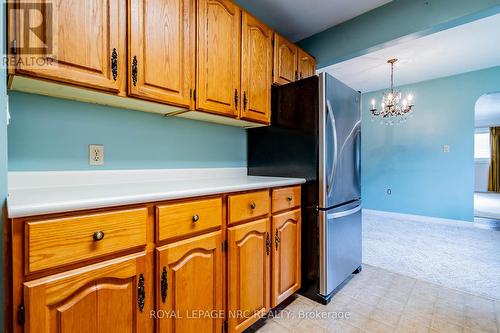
[92,231,105,241]
[192,214,200,223]
[250,202,256,210]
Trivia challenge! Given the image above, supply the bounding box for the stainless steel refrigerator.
[247,72,362,304]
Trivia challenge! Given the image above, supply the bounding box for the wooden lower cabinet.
[227,218,271,333]
[156,231,223,333]
[22,252,149,333]
[9,188,301,333]
[272,209,301,307]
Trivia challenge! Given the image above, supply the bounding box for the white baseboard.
[362,209,475,228]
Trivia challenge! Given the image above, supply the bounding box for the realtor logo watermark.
[3,0,57,69]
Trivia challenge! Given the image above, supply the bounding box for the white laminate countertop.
[7,168,305,218]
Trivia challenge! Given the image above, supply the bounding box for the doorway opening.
[474,92,500,229]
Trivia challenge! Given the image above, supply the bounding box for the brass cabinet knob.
[93,231,105,241]
[192,214,200,223]
[287,196,293,202]
[250,202,256,210]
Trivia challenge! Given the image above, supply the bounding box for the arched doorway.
[474,92,500,225]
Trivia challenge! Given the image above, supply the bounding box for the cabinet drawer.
[26,208,148,274]
[156,197,222,241]
[228,190,270,224]
[272,186,301,213]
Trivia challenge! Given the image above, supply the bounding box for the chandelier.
[370,58,415,125]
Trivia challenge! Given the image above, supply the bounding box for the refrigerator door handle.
[327,205,361,219]
[355,129,361,186]
[326,100,338,196]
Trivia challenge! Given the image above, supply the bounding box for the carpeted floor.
[363,211,500,300]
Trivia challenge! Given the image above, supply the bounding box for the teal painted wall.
[361,66,500,221]
[1,0,8,327]
[8,92,247,171]
[299,0,500,67]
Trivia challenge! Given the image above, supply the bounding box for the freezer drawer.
[319,202,362,296]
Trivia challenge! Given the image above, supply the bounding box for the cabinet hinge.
[12,39,17,54]
[193,89,196,101]
[17,304,25,326]
[223,240,228,253]
[223,320,228,332]
[272,68,274,77]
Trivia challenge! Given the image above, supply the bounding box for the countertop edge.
[7,178,306,218]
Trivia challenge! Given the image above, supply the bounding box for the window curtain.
[488,127,500,192]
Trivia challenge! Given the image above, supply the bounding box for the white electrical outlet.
[89,144,104,166]
[443,145,450,153]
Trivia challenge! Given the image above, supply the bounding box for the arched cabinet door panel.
[196,0,241,117]
[272,209,301,307]
[240,11,272,124]
[227,218,271,333]
[273,33,298,85]
[23,252,150,333]
[14,0,127,94]
[298,48,316,80]
[156,231,223,333]
[129,0,195,108]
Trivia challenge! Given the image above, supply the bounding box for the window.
[475,130,491,159]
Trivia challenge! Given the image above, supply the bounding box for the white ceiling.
[476,93,500,128]
[320,13,500,93]
[236,0,392,42]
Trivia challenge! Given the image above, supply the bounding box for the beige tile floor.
[254,265,500,333]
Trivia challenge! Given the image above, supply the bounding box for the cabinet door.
[15,0,126,94]
[298,48,316,80]
[273,33,298,85]
[156,231,223,333]
[272,209,301,307]
[228,218,270,333]
[23,252,150,333]
[129,0,195,108]
[196,0,241,117]
[240,12,272,124]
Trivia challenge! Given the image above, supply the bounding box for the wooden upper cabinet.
[156,231,223,333]
[298,48,316,80]
[273,33,298,85]
[129,0,195,108]
[271,209,301,307]
[14,0,127,94]
[228,218,271,333]
[196,0,241,117]
[240,12,272,124]
[23,252,149,333]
